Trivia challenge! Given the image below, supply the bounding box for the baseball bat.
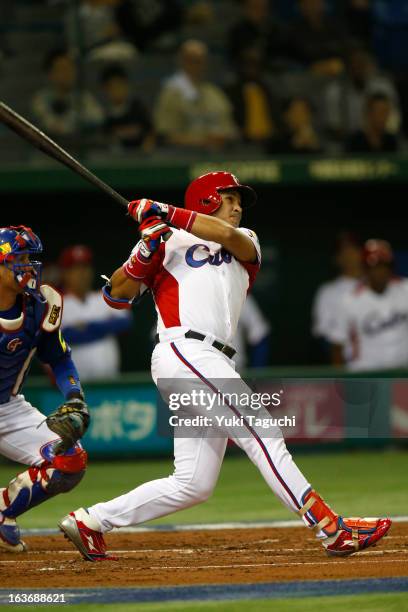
[0,101,129,209]
[0,101,172,240]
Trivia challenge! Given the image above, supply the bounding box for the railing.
[0,154,407,192]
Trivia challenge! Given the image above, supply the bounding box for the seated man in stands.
[225,45,279,146]
[346,93,400,153]
[286,0,347,77]
[74,0,136,61]
[100,64,155,151]
[269,97,322,154]
[154,39,238,151]
[325,47,400,144]
[31,49,103,139]
[227,0,286,70]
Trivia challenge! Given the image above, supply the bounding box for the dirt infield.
[1,523,408,589]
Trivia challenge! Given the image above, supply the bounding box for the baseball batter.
[59,173,390,560]
[0,226,90,552]
[331,239,408,371]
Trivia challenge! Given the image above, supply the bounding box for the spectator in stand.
[269,97,321,154]
[325,46,400,143]
[330,239,408,372]
[32,49,103,138]
[59,245,132,382]
[233,294,271,372]
[343,0,372,48]
[115,0,183,52]
[372,1,408,73]
[225,45,278,145]
[154,39,238,150]
[227,0,286,69]
[100,64,154,151]
[346,93,399,153]
[370,2,408,140]
[184,1,215,26]
[72,0,136,61]
[287,0,347,77]
[312,232,363,362]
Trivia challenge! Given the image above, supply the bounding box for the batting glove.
[128,199,197,233]
[128,199,169,223]
[140,217,171,253]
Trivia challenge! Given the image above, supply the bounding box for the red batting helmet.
[58,245,93,269]
[184,171,257,214]
[363,239,394,267]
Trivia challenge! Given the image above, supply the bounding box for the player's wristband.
[123,240,154,281]
[166,206,197,233]
[102,284,133,310]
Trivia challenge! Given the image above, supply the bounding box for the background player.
[60,244,132,381]
[331,239,408,371]
[312,232,363,361]
[59,173,390,560]
[233,294,270,372]
[0,226,90,552]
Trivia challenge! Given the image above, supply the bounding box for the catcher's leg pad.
[0,510,27,552]
[0,444,87,519]
[298,489,338,536]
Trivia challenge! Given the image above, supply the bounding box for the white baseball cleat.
[58,507,116,561]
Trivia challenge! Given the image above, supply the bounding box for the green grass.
[4,593,408,612]
[0,449,406,529]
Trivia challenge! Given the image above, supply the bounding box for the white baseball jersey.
[125,228,261,345]
[312,275,360,339]
[62,291,129,381]
[329,277,408,371]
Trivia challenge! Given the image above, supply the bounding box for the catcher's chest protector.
[0,285,62,403]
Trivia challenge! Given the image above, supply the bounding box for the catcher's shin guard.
[0,445,87,520]
[0,503,27,553]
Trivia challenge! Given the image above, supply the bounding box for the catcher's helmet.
[184,171,257,214]
[363,239,393,267]
[0,225,44,302]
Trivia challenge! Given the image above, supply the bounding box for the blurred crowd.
[2,0,408,157]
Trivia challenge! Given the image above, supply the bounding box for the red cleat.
[58,508,116,562]
[323,517,392,557]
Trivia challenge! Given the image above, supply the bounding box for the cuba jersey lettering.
[330,278,408,371]
[127,228,261,345]
[185,245,232,268]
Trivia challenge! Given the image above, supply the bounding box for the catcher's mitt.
[46,397,90,455]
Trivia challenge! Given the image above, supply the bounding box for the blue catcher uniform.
[0,226,88,552]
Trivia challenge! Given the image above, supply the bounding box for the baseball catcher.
[0,226,89,552]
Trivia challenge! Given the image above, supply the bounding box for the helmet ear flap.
[199,193,222,212]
